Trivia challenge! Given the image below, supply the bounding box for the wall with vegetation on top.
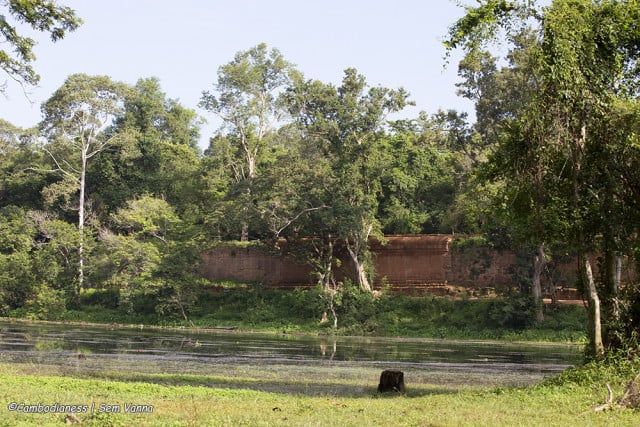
[202,235,585,292]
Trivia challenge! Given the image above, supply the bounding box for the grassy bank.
[7,284,588,343]
[1,358,638,426]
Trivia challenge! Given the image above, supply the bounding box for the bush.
[280,288,324,320]
[80,288,120,308]
[486,293,536,330]
[25,286,66,320]
[544,352,640,387]
[336,282,377,324]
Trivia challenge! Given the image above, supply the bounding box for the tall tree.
[377,121,459,235]
[286,68,411,291]
[458,30,564,322]
[39,74,129,304]
[0,0,81,92]
[89,77,202,218]
[446,0,640,358]
[200,43,298,241]
[252,125,330,240]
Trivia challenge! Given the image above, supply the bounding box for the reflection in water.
[319,339,337,360]
[0,320,581,392]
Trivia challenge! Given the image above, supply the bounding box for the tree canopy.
[0,0,81,92]
[445,0,640,358]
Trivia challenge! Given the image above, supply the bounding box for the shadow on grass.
[58,368,460,398]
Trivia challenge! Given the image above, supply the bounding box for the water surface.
[0,320,581,395]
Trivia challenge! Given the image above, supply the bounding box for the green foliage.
[377,126,460,234]
[450,235,491,250]
[603,283,640,356]
[0,0,81,90]
[79,288,120,309]
[90,230,160,288]
[89,77,203,218]
[333,281,379,334]
[112,195,180,242]
[444,0,525,54]
[0,250,35,313]
[39,73,133,304]
[0,120,50,211]
[188,286,324,330]
[24,285,66,320]
[200,43,298,241]
[0,206,37,312]
[447,0,640,357]
[3,28,634,363]
[486,291,536,330]
[40,74,130,141]
[0,205,34,253]
[30,214,78,290]
[545,352,639,388]
[285,67,412,290]
[38,72,131,219]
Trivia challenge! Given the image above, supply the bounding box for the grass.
[1,361,638,426]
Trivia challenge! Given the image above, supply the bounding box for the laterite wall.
[201,235,559,289]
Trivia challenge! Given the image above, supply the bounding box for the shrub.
[486,293,536,330]
[25,286,66,320]
[80,288,120,308]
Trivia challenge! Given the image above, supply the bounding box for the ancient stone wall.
[201,236,635,298]
[201,245,312,285]
[200,235,572,289]
[370,235,451,285]
[445,245,518,289]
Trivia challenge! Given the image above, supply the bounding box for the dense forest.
[1,0,639,359]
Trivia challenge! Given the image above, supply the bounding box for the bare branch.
[41,145,78,178]
[273,205,329,238]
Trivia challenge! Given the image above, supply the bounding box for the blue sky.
[0,0,474,148]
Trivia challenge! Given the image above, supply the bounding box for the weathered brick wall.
[200,236,595,289]
[371,235,451,285]
[201,245,312,285]
[446,246,518,289]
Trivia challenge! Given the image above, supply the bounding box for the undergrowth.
[9,282,590,343]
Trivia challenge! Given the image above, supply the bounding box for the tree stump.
[378,369,405,393]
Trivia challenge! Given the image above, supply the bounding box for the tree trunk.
[239,149,256,242]
[345,240,372,292]
[319,238,334,293]
[581,252,604,358]
[76,151,87,306]
[313,236,338,328]
[532,244,546,323]
[602,251,622,348]
[240,184,250,242]
[615,255,622,293]
[240,220,249,242]
[572,123,604,358]
[328,291,338,330]
[604,252,621,312]
[240,180,250,242]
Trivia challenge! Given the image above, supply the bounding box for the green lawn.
[1,362,638,426]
